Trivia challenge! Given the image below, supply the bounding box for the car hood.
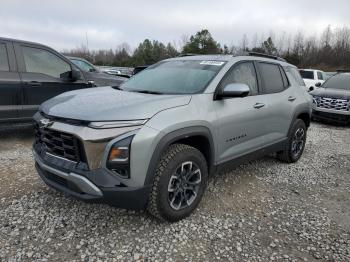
[310,88,350,100]
[40,87,191,121]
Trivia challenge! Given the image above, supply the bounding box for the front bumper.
[312,109,350,124]
[33,149,151,210]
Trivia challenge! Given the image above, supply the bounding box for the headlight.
[89,119,147,129]
[109,146,129,162]
[106,135,134,178]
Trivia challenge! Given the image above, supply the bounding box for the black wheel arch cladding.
[144,126,215,186]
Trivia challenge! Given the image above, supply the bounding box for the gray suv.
[33,53,312,222]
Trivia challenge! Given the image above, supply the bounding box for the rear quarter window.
[285,67,306,86]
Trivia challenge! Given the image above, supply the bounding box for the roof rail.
[178,53,198,57]
[247,52,286,62]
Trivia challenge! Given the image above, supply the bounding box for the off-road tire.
[147,144,208,222]
[277,119,307,163]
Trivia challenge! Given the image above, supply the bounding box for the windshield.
[120,60,226,94]
[71,59,96,72]
[299,70,314,79]
[323,73,350,90]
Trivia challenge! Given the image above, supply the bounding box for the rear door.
[0,40,21,122]
[256,62,295,145]
[14,43,88,118]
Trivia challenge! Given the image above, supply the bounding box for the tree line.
[62,25,350,70]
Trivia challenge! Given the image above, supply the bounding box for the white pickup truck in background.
[299,69,326,91]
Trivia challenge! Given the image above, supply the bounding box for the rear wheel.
[277,119,307,163]
[147,144,208,222]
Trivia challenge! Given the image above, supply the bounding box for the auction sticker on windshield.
[200,61,225,66]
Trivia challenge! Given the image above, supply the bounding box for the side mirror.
[315,82,322,87]
[216,83,250,99]
[70,69,81,81]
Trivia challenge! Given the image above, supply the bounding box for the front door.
[214,61,269,164]
[0,41,21,122]
[14,44,88,118]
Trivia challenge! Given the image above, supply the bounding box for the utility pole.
[85,32,89,50]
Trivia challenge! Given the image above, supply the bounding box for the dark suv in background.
[0,37,126,124]
[310,71,350,124]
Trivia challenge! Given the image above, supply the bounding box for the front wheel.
[147,144,208,222]
[277,119,307,163]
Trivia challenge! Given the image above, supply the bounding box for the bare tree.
[62,26,350,70]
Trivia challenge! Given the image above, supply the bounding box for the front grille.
[34,123,85,163]
[314,97,350,111]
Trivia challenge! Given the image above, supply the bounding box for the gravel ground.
[0,122,349,261]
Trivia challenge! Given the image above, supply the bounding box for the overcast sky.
[1,0,349,51]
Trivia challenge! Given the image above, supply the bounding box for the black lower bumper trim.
[312,110,350,124]
[36,163,151,210]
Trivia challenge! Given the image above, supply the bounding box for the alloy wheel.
[291,127,305,157]
[167,161,202,211]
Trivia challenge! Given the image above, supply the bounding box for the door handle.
[253,103,265,109]
[288,96,296,102]
[25,81,42,86]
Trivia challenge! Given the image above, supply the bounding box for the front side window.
[322,73,350,90]
[317,71,324,80]
[22,46,71,78]
[259,63,285,94]
[121,60,225,94]
[71,59,95,72]
[220,62,258,95]
[0,43,9,71]
[299,70,315,80]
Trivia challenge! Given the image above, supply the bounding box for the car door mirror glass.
[315,82,322,87]
[220,83,250,99]
[70,69,81,81]
[60,69,81,81]
[59,71,71,80]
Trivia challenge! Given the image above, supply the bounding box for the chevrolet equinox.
[33,53,312,222]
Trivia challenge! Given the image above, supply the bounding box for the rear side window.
[285,67,305,86]
[258,62,285,94]
[317,71,324,80]
[220,62,259,95]
[22,46,71,78]
[0,44,10,71]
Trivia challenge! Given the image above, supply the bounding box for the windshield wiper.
[131,90,164,95]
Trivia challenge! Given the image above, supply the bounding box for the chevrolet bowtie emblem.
[39,118,53,128]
